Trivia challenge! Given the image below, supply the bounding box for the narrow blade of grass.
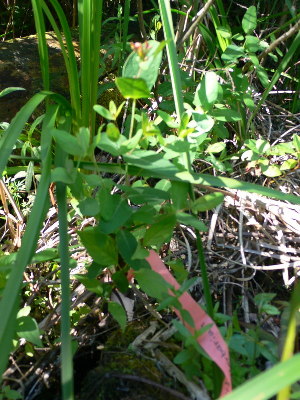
[0,92,48,176]
[247,30,300,132]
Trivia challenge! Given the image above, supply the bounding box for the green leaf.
[2,385,22,399]
[123,150,300,204]
[33,249,59,263]
[221,45,245,63]
[112,270,129,293]
[261,164,282,177]
[155,179,171,192]
[191,192,225,212]
[0,101,53,380]
[243,93,256,110]
[79,227,118,266]
[0,87,25,98]
[97,133,127,156]
[51,128,83,156]
[74,274,111,297]
[115,77,151,99]
[143,212,176,248]
[133,205,158,224]
[173,349,191,364]
[211,109,242,122]
[176,171,300,205]
[232,33,244,41]
[261,304,280,315]
[122,186,170,205]
[293,135,300,152]
[268,142,294,156]
[245,138,270,154]
[134,269,170,300]
[245,35,261,52]
[108,301,127,331]
[77,127,90,155]
[216,27,232,39]
[79,198,100,217]
[167,259,188,284]
[170,181,189,210]
[99,197,132,234]
[124,150,177,177]
[206,142,226,153]
[256,65,269,87]
[190,113,215,135]
[16,316,43,347]
[214,123,229,139]
[51,167,77,184]
[116,230,149,270]
[280,159,297,171]
[157,110,179,128]
[176,212,207,231]
[242,6,257,34]
[106,122,120,142]
[17,306,31,318]
[122,40,163,90]
[193,71,219,110]
[93,105,114,120]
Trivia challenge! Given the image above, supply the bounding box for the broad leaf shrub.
[0,1,300,399]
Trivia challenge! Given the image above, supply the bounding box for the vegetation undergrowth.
[0,1,300,399]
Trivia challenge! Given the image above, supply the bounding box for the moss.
[105,320,149,349]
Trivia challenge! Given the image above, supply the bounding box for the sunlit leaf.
[106,122,120,142]
[108,301,127,331]
[206,142,226,153]
[242,6,257,34]
[176,212,207,231]
[0,87,25,98]
[191,192,225,212]
[16,316,43,347]
[122,40,163,90]
[193,71,219,110]
[221,45,245,63]
[93,105,114,120]
[115,77,151,99]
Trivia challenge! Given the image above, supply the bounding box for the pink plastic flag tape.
[146,250,232,397]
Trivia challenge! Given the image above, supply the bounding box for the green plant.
[1,1,300,399]
[0,385,22,400]
[240,136,299,177]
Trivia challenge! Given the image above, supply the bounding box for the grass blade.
[54,114,74,399]
[0,106,55,382]
[77,159,300,205]
[78,0,103,134]
[122,0,131,54]
[41,0,81,122]
[0,92,48,176]
[247,30,300,132]
[277,282,300,400]
[31,0,49,91]
[157,0,184,119]
[57,180,74,400]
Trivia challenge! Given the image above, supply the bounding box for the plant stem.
[125,98,137,185]
[129,98,136,140]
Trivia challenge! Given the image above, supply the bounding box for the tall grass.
[0,1,104,398]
